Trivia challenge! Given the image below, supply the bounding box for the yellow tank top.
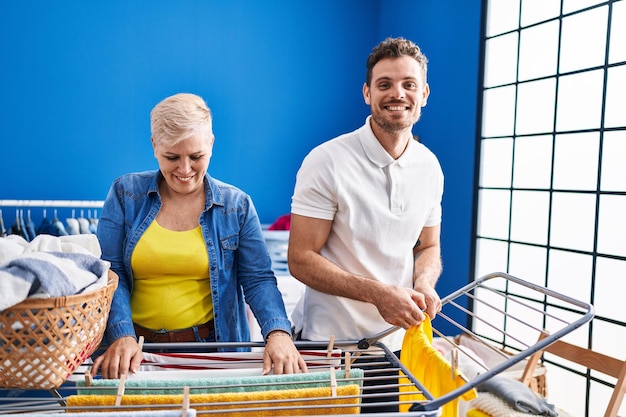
[130,220,213,330]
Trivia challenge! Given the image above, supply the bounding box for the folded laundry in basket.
[66,384,362,416]
[0,249,109,311]
[76,368,364,395]
[477,375,557,416]
[0,234,103,264]
[15,410,196,417]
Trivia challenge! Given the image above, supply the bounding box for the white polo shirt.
[291,116,444,351]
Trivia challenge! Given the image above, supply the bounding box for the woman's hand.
[262,331,308,375]
[91,336,143,379]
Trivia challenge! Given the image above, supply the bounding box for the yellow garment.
[66,384,361,416]
[399,315,477,416]
[131,221,212,329]
[467,409,492,417]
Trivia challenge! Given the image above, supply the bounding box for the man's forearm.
[413,246,442,288]
[289,249,384,304]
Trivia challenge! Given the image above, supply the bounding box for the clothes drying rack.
[0,200,104,236]
[0,200,104,208]
[0,272,594,416]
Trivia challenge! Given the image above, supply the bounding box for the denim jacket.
[97,170,292,351]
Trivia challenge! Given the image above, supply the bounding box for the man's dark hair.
[365,37,428,86]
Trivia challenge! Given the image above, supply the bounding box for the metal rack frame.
[0,272,594,415]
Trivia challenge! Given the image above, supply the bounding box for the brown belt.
[133,320,214,343]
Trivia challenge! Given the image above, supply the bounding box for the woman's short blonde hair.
[150,93,213,147]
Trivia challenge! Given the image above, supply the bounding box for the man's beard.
[371,111,420,133]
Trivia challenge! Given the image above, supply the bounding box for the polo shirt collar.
[360,116,418,168]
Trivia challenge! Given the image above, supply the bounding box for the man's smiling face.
[363,55,430,134]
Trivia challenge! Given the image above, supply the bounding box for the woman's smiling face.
[153,133,213,196]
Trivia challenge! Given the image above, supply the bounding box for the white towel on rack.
[0,234,109,311]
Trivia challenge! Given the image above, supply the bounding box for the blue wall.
[0,1,482,306]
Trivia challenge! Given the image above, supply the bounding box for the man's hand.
[375,284,428,329]
[413,283,441,319]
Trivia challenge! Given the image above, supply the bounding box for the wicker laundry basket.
[0,270,118,390]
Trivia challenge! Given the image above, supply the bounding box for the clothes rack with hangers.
[0,200,105,239]
[0,200,104,208]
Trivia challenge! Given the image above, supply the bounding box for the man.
[288,37,444,354]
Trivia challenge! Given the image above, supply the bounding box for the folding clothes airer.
[0,272,594,416]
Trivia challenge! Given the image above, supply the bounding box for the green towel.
[77,369,363,395]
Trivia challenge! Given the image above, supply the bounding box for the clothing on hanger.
[88,209,98,234]
[24,210,37,241]
[0,209,6,237]
[51,209,69,236]
[9,210,29,241]
[37,209,69,237]
[66,209,80,235]
[77,210,91,234]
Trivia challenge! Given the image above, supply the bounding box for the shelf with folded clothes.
[0,199,104,240]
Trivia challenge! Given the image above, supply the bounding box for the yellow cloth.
[131,221,212,329]
[467,408,492,417]
[399,315,477,416]
[66,384,361,416]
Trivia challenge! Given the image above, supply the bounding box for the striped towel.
[137,350,342,372]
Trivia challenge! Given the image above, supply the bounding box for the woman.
[93,93,306,379]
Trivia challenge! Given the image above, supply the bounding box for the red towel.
[268,214,291,230]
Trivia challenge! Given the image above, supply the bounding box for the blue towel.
[0,251,109,311]
[477,375,557,416]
